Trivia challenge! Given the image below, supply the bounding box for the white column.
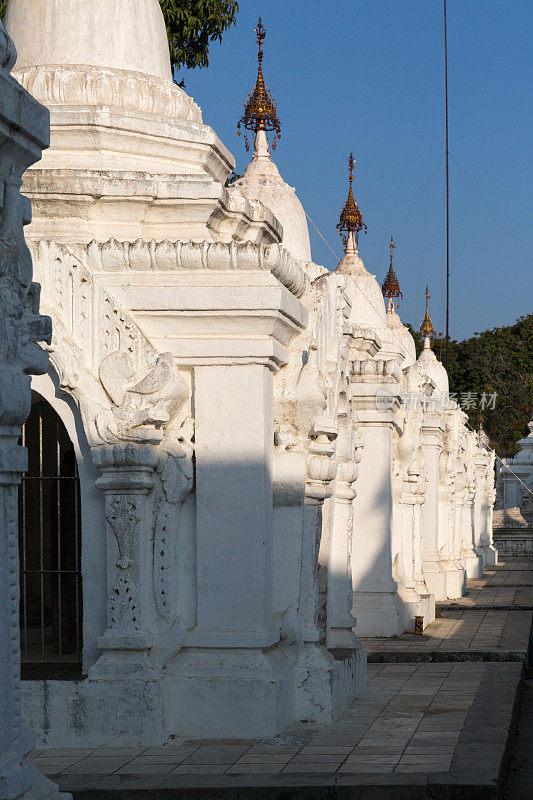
[193,365,276,643]
[421,412,448,600]
[462,482,481,579]
[351,408,401,636]
[0,19,69,800]
[171,363,292,737]
[476,452,498,567]
[399,476,434,626]
[472,458,486,573]
[400,494,417,592]
[438,478,466,599]
[296,420,365,721]
[482,473,498,566]
[326,460,358,648]
[412,489,434,621]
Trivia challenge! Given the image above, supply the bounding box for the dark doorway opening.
[19,393,83,678]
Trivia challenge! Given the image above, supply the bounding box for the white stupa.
[233,19,312,264]
[5,0,279,246]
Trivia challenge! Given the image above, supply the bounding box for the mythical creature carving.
[97,350,188,444]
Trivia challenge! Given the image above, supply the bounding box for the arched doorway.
[19,392,83,677]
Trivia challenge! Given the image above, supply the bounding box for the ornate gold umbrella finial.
[337,153,367,250]
[237,17,281,152]
[382,236,403,309]
[420,285,436,345]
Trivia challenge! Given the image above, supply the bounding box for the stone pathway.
[469,565,533,587]
[504,677,533,800]
[361,609,531,662]
[440,586,533,610]
[29,560,532,799]
[30,663,519,779]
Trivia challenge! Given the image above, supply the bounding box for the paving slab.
[469,564,533,587]
[494,560,533,571]
[361,609,531,662]
[439,586,533,610]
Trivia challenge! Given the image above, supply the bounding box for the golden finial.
[337,153,367,248]
[420,285,436,343]
[237,18,281,152]
[382,236,403,308]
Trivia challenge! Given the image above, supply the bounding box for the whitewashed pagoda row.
[0,0,497,748]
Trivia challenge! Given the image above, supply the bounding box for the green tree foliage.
[160,1,238,72]
[406,315,533,458]
[0,1,239,72]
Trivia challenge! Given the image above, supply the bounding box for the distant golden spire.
[337,153,366,249]
[237,18,281,152]
[382,236,403,308]
[420,285,436,343]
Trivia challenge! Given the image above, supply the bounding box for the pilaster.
[326,459,359,648]
[90,443,159,679]
[350,356,403,636]
[165,287,307,738]
[462,479,482,580]
[420,410,448,600]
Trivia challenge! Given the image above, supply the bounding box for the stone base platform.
[29,662,522,800]
[493,528,533,558]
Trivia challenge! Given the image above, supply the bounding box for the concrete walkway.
[28,559,533,800]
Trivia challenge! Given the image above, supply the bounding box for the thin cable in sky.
[451,155,533,269]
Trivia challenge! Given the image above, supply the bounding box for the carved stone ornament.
[97,350,188,444]
[106,496,142,632]
[153,417,194,622]
[84,237,309,298]
[14,65,202,122]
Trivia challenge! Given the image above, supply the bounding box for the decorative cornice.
[350,357,402,384]
[83,238,310,298]
[349,326,382,357]
[12,64,202,123]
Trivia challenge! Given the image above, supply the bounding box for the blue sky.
[182,0,532,340]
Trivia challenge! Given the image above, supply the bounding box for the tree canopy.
[0,1,239,72]
[406,314,533,458]
[160,0,238,72]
